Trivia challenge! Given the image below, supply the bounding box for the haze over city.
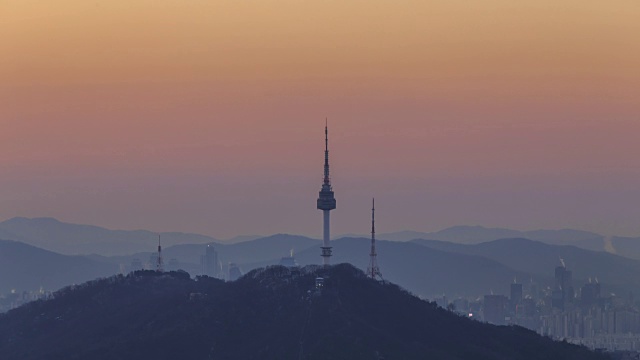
[2,0,639,240]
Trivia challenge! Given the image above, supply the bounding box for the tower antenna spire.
[367,198,382,280]
[317,119,336,266]
[323,118,330,186]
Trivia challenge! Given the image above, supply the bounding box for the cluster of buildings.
[440,262,640,351]
[128,243,245,281]
[0,288,52,313]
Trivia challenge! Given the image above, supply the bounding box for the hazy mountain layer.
[0,265,609,360]
[296,237,533,298]
[376,226,605,250]
[413,237,640,293]
[0,217,217,256]
[0,217,616,257]
[8,230,640,300]
[0,240,118,293]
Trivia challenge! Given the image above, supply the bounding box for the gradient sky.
[1,0,639,239]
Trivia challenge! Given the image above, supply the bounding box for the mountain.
[0,265,609,360]
[608,236,640,260]
[0,217,217,256]
[0,239,118,293]
[225,234,262,243]
[294,238,533,298]
[0,216,617,257]
[379,226,605,251]
[412,237,640,294]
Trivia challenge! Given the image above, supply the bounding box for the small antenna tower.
[157,234,164,272]
[367,198,382,280]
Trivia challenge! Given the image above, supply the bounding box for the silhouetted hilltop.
[0,265,609,360]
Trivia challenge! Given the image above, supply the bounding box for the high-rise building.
[553,263,574,310]
[317,122,336,265]
[510,283,523,312]
[581,282,601,308]
[201,245,219,278]
[484,295,508,325]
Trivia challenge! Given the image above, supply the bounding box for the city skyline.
[2,1,640,239]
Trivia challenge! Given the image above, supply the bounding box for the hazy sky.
[1,1,639,239]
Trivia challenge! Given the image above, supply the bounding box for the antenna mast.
[157,234,164,272]
[367,198,382,280]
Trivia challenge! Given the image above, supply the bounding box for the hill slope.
[413,237,640,293]
[296,238,533,298]
[0,239,118,293]
[0,265,608,360]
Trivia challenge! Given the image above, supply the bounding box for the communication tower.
[157,234,164,272]
[317,121,337,265]
[367,198,382,280]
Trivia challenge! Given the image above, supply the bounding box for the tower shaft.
[321,210,331,265]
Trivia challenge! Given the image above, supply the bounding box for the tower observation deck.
[317,122,336,265]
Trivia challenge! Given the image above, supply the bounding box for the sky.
[1,0,639,239]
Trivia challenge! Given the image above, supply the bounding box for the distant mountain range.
[348,225,606,250]
[0,217,217,256]
[8,231,640,300]
[6,216,640,258]
[296,237,531,298]
[5,217,640,299]
[0,265,608,360]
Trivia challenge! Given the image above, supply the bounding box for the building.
[510,283,523,312]
[581,282,601,308]
[553,264,574,310]
[201,245,219,278]
[484,295,508,325]
[279,249,299,268]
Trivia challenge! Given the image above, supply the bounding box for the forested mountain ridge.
[0,265,609,360]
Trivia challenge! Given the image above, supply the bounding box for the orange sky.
[1,1,639,239]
